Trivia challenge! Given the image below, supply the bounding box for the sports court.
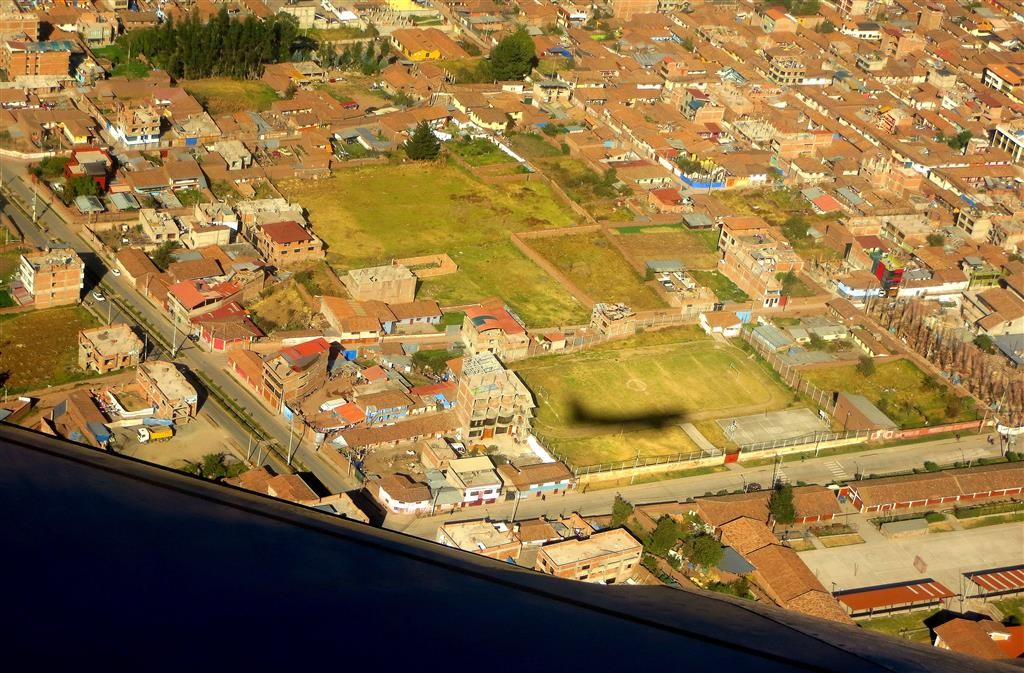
[717,408,827,447]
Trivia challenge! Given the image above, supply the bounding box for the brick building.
[78,324,143,374]
[343,264,416,303]
[135,360,198,424]
[252,220,325,268]
[17,248,84,309]
[534,529,642,584]
[461,303,529,361]
[1,40,71,78]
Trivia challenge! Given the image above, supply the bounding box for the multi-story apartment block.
[78,324,143,374]
[110,104,161,147]
[17,248,84,309]
[251,220,325,269]
[454,352,534,442]
[534,529,643,584]
[718,217,803,308]
[262,338,331,411]
[1,39,71,78]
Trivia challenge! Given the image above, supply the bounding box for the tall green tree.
[611,494,634,526]
[646,515,681,557]
[768,483,796,526]
[404,121,440,160]
[488,27,537,81]
[686,535,724,569]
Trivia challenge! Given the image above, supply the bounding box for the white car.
[92,291,105,302]
[110,268,121,277]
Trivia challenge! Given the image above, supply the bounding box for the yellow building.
[387,0,421,12]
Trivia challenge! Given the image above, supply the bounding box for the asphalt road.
[0,157,357,493]
[391,432,1007,540]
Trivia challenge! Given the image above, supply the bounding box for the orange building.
[1,40,71,78]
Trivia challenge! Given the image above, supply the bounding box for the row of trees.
[316,39,387,76]
[122,9,302,80]
[866,299,1023,425]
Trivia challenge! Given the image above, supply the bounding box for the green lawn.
[446,137,514,166]
[181,78,280,115]
[0,306,101,393]
[0,247,28,285]
[690,269,750,303]
[802,360,979,428]
[507,133,562,160]
[0,290,15,308]
[995,598,1024,625]
[515,329,794,465]
[276,163,588,326]
[528,232,665,308]
[92,43,151,79]
[859,609,939,643]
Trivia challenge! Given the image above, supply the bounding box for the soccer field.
[514,330,795,465]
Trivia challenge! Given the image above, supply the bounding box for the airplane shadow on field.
[566,398,690,432]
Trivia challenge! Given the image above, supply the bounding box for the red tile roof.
[261,220,312,245]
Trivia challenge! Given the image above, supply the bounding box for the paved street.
[390,433,1003,540]
[1,157,358,493]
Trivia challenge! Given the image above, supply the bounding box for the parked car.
[110,268,121,277]
[92,291,105,302]
[745,482,762,493]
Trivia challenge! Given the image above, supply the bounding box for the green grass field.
[276,163,588,326]
[528,232,664,308]
[0,306,100,393]
[92,43,150,79]
[447,137,514,166]
[995,598,1024,625]
[690,269,750,303]
[802,360,979,428]
[181,78,280,115]
[858,609,939,643]
[515,328,794,465]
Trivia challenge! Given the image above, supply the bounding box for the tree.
[777,270,799,295]
[611,494,634,526]
[768,483,796,526]
[404,121,441,160]
[675,156,703,174]
[781,215,808,242]
[973,334,995,354]
[946,130,972,151]
[488,27,537,81]
[646,515,680,557]
[857,355,876,377]
[152,240,180,270]
[926,233,945,247]
[686,535,724,569]
[817,20,835,33]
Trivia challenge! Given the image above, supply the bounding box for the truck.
[137,426,174,443]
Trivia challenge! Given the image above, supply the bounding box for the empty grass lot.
[277,163,588,326]
[716,188,842,262]
[514,328,794,466]
[858,609,939,643]
[610,225,720,271]
[181,78,280,115]
[690,269,750,303]
[0,306,100,393]
[801,359,979,428]
[528,232,664,308]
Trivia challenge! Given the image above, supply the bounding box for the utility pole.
[286,407,297,466]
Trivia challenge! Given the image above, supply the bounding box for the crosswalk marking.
[825,460,849,480]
